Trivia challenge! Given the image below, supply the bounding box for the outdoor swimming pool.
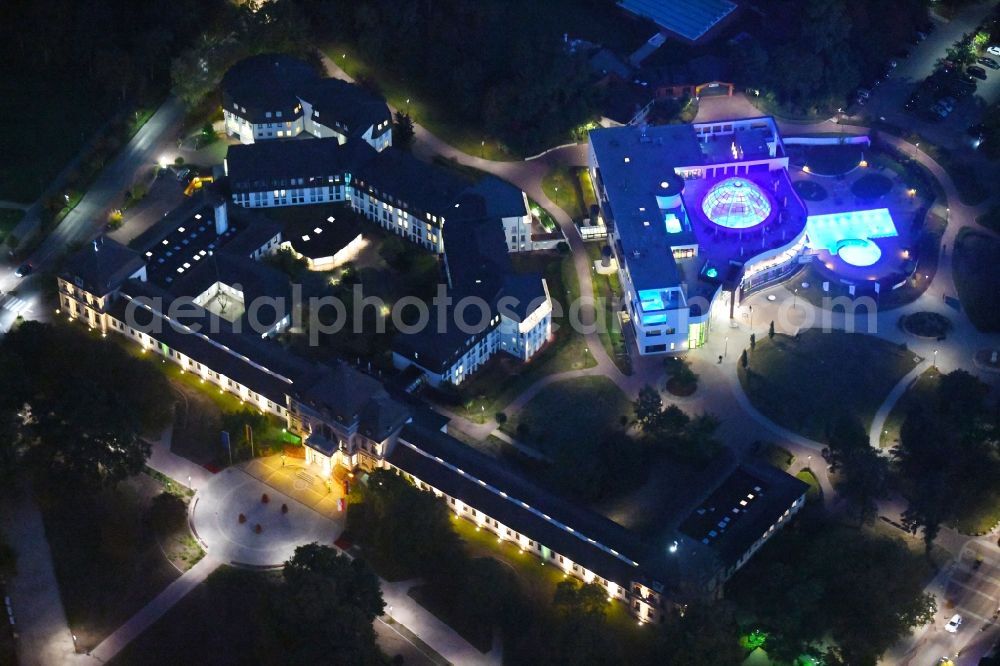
[835,238,882,267]
[806,208,898,267]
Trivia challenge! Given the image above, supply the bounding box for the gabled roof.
[225,138,377,193]
[63,238,144,296]
[619,0,736,41]
[221,54,317,125]
[296,362,411,439]
[300,77,392,139]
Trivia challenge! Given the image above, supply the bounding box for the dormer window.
[265,111,272,118]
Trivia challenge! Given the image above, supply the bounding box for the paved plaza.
[190,466,344,567]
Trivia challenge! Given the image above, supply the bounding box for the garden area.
[39,472,200,652]
[542,165,598,222]
[738,330,920,443]
[900,311,951,339]
[501,376,631,457]
[953,228,1000,332]
[791,180,827,201]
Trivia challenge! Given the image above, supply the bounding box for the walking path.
[146,425,215,491]
[381,580,500,666]
[88,555,220,663]
[868,360,931,449]
[0,491,93,666]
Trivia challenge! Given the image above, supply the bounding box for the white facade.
[224,107,306,144]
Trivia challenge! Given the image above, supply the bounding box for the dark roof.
[679,462,808,568]
[111,285,319,406]
[456,176,528,220]
[589,48,633,80]
[226,138,377,193]
[221,54,317,125]
[356,149,472,218]
[301,78,391,139]
[63,238,145,295]
[221,209,282,258]
[282,209,364,261]
[500,273,547,322]
[389,424,662,588]
[295,362,410,439]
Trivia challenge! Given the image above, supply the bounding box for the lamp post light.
[934,349,938,368]
[748,304,753,330]
[724,336,729,358]
[793,288,798,311]
[406,97,410,115]
[913,142,919,159]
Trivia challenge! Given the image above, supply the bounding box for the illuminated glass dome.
[701,177,772,229]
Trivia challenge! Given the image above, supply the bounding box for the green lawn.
[110,566,282,666]
[441,252,596,423]
[586,243,630,374]
[39,473,190,651]
[542,166,598,222]
[502,376,630,455]
[795,469,823,502]
[879,367,940,450]
[738,331,919,443]
[953,228,1000,332]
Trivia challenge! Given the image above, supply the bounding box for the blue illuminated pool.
[836,238,882,267]
[806,208,898,261]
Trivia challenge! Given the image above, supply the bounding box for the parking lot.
[858,3,1000,152]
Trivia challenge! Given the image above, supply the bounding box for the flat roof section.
[620,0,736,41]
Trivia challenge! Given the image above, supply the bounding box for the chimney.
[214,199,228,236]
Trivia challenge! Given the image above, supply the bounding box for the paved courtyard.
[190,466,343,567]
[243,454,345,519]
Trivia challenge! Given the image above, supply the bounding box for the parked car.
[987,45,1000,56]
[14,262,32,278]
[968,65,988,80]
[945,614,963,633]
[978,56,999,70]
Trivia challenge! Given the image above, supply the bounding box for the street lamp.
[724,336,729,358]
[933,349,938,368]
[406,97,410,115]
[913,142,919,159]
[793,288,798,311]
[748,304,753,330]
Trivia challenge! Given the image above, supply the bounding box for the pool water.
[806,208,897,268]
[836,238,882,266]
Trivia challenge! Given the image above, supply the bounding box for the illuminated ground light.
[701,177,772,229]
[805,208,898,268]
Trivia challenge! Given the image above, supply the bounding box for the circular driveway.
[190,467,342,567]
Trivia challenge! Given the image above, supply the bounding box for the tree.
[633,384,663,432]
[657,602,744,665]
[360,470,465,581]
[0,322,172,489]
[728,517,936,664]
[835,446,889,525]
[272,544,384,664]
[740,349,748,369]
[750,332,756,350]
[393,111,415,149]
[769,320,775,339]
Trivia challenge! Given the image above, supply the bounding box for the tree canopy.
[728,517,935,665]
[0,322,173,489]
[894,370,1000,544]
[633,384,723,464]
[271,544,385,664]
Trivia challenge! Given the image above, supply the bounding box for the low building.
[588,117,809,356]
